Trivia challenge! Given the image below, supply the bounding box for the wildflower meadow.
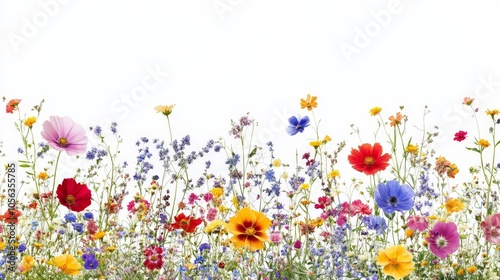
[1,95,500,279]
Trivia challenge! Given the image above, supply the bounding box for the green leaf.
[248,147,257,158]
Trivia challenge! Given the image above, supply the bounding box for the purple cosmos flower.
[374,180,414,214]
[41,116,87,156]
[426,222,460,259]
[286,115,310,136]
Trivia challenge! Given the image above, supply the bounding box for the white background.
[1,1,500,182]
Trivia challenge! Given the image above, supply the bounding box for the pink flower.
[269,231,283,244]
[144,246,163,270]
[407,215,428,232]
[293,240,302,249]
[426,222,460,259]
[481,213,500,245]
[203,192,213,202]
[350,199,372,216]
[206,208,218,222]
[453,131,467,142]
[41,116,87,156]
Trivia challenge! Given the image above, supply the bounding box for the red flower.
[347,143,391,175]
[2,209,22,224]
[56,178,92,212]
[5,99,21,113]
[453,130,467,142]
[144,246,163,270]
[169,213,203,233]
[350,199,372,215]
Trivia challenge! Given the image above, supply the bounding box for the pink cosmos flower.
[426,222,460,259]
[41,116,87,156]
[481,213,500,245]
[407,215,428,232]
[269,231,283,244]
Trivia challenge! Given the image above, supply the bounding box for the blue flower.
[83,212,94,220]
[374,180,415,214]
[82,254,99,270]
[286,116,310,136]
[64,213,77,223]
[18,243,27,253]
[72,223,84,233]
[363,215,387,234]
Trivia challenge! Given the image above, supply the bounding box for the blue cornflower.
[374,180,414,214]
[72,223,84,233]
[286,115,310,136]
[83,212,94,220]
[64,213,77,223]
[18,243,27,253]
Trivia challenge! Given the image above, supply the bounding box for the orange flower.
[18,255,35,274]
[155,104,175,116]
[376,245,414,280]
[2,209,22,224]
[226,207,271,251]
[463,97,474,105]
[389,112,403,127]
[6,99,21,113]
[47,254,82,275]
[300,94,318,111]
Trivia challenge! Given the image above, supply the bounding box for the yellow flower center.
[180,219,189,226]
[66,195,75,205]
[58,137,68,147]
[245,227,256,236]
[364,156,374,166]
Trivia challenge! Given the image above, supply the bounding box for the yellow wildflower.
[92,231,106,240]
[210,187,224,199]
[457,268,465,276]
[328,170,340,179]
[442,198,465,213]
[205,219,225,234]
[37,172,49,180]
[47,254,81,275]
[467,266,477,274]
[405,143,419,155]
[486,109,500,116]
[477,139,490,148]
[23,116,37,127]
[309,140,321,148]
[300,94,318,111]
[272,158,282,167]
[34,242,43,249]
[323,135,332,143]
[19,255,35,274]
[232,196,239,208]
[405,228,415,238]
[370,107,382,116]
[106,245,116,253]
[155,104,175,116]
[300,183,310,190]
[0,242,5,251]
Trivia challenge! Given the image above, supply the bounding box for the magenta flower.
[426,222,460,259]
[453,130,467,142]
[41,116,87,156]
[481,213,500,245]
[407,215,428,232]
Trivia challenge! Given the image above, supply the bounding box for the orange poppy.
[226,207,271,251]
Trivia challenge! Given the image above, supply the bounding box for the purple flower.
[426,222,460,259]
[374,180,414,214]
[41,116,87,156]
[286,116,310,136]
[363,215,387,234]
[82,254,99,270]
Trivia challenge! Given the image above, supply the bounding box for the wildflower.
[205,219,225,234]
[376,245,414,280]
[405,143,419,155]
[2,209,22,224]
[407,215,428,232]
[300,94,318,111]
[370,106,382,116]
[323,135,331,143]
[92,231,106,240]
[389,112,403,127]
[405,228,415,238]
[82,254,99,270]
[477,139,490,148]
[364,215,387,234]
[328,170,340,179]
[144,246,163,270]
[5,98,21,113]
[481,213,500,245]
[170,213,203,233]
[374,180,414,214]
[453,131,467,142]
[37,172,49,180]
[210,187,224,199]
[300,183,309,190]
[47,254,82,275]
[309,140,321,148]
[269,231,283,243]
[286,115,310,136]
[467,266,477,274]
[486,109,500,116]
[226,207,271,251]
[272,158,282,167]
[293,240,302,249]
[347,143,391,175]
[463,97,474,105]
[442,198,465,213]
[18,255,35,274]
[434,156,459,178]
[41,116,87,155]
[56,178,92,212]
[24,116,37,127]
[155,104,175,116]
[426,222,460,259]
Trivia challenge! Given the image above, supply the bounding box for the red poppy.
[347,143,391,175]
[56,178,92,212]
[2,209,22,224]
[169,213,202,233]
